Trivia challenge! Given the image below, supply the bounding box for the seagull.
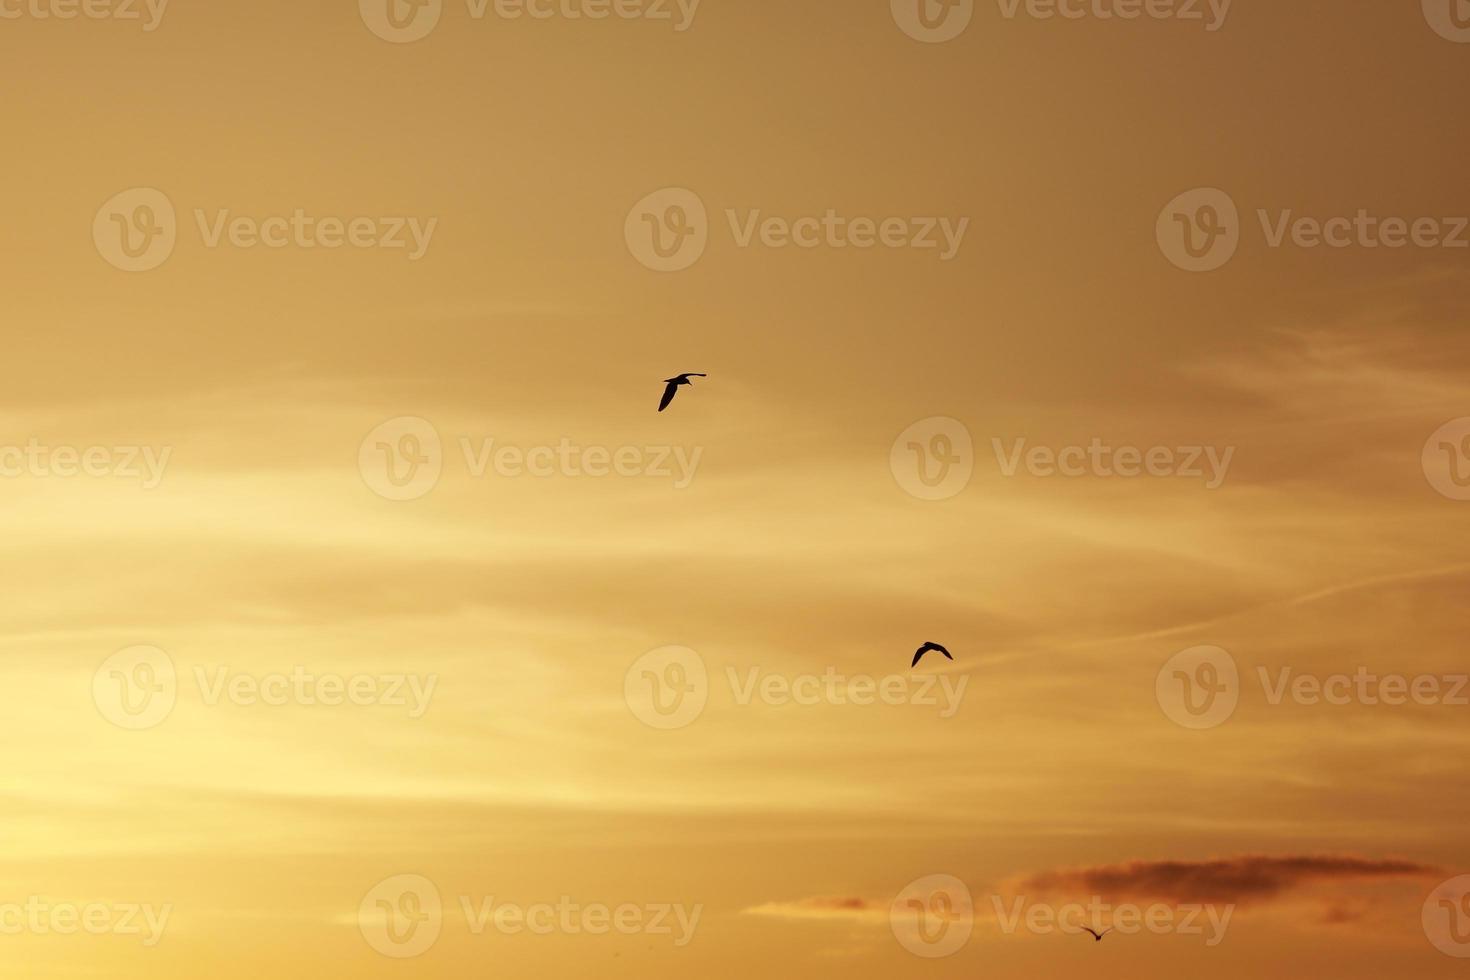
[1081,927,1112,942]
[658,373,706,412]
[911,641,953,668]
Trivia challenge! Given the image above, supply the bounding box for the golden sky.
[2,0,1470,976]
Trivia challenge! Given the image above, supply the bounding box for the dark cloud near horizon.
[1017,855,1438,905]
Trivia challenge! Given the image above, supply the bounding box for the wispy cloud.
[741,896,887,924]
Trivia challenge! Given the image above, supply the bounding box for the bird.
[1081,927,1112,942]
[658,373,707,412]
[911,641,953,668]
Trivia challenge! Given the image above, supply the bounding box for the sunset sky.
[1,0,1469,976]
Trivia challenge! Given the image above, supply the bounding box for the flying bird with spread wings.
[658,373,707,412]
[1081,927,1112,942]
[911,641,953,668]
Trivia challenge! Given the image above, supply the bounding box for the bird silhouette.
[659,373,707,412]
[1081,927,1112,942]
[911,641,953,668]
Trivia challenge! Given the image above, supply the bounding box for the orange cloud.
[1015,855,1438,906]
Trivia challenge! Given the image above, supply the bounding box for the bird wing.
[1082,927,1101,939]
[911,647,926,668]
[658,382,679,412]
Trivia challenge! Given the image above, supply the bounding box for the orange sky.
[1,0,1469,977]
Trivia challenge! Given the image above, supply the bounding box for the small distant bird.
[1081,927,1112,942]
[911,641,953,668]
[658,373,706,412]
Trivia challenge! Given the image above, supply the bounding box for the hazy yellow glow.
[1,1,1468,977]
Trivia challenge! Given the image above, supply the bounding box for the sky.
[2,0,1470,976]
